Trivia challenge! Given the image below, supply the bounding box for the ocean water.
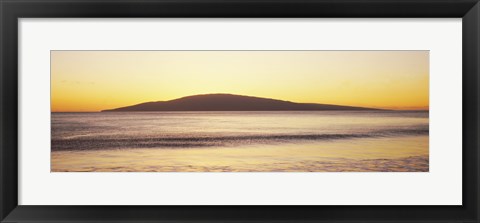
[51,111,429,172]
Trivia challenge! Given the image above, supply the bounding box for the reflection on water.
[51,111,429,172]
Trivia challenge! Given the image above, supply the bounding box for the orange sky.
[51,51,429,112]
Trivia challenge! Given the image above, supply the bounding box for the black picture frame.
[1,0,479,222]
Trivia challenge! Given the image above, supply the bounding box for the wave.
[51,128,428,151]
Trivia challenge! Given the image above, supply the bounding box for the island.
[101,94,381,112]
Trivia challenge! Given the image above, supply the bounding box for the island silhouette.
[102,94,380,112]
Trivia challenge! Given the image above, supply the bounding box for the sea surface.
[51,111,429,172]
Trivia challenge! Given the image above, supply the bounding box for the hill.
[102,94,379,112]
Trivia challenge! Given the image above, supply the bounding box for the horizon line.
[52,93,429,113]
[52,109,430,113]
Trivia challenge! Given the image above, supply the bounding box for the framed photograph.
[1,0,479,222]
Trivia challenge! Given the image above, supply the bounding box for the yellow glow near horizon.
[51,51,429,112]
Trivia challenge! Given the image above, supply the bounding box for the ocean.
[51,111,429,172]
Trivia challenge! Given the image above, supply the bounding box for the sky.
[51,51,429,112]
